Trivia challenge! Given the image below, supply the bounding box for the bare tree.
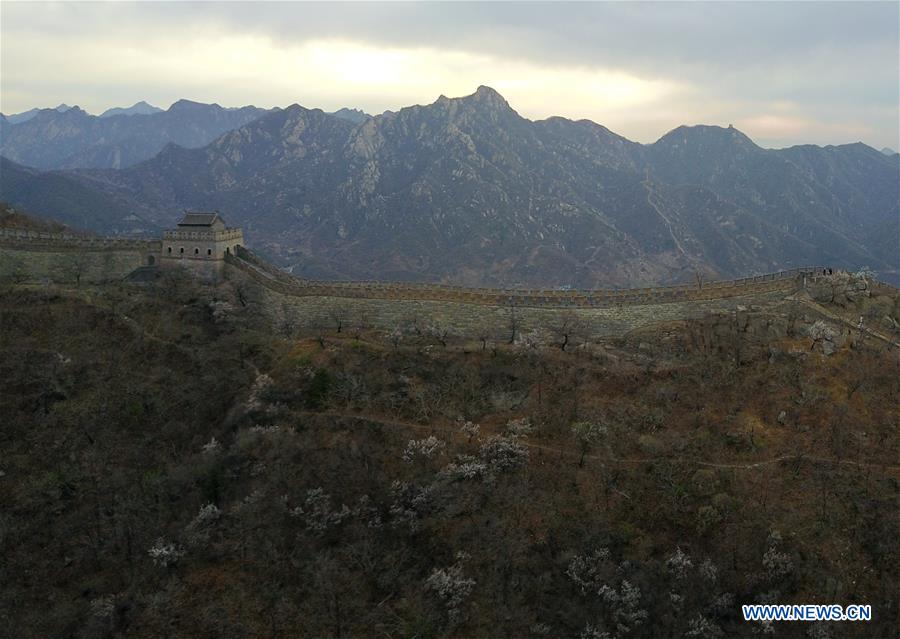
[476,325,490,352]
[552,310,587,352]
[505,301,521,344]
[55,252,92,287]
[327,303,350,333]
[352,307,376,338]
[426,321,452,348]
[387,326,403,350]
[277,301,298,337]
[694,270,705,290]
[571,420,608,467]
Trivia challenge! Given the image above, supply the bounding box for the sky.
[1,1,898,150]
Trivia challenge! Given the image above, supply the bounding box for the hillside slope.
[1,275,897,637]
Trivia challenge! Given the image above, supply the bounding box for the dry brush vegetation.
[1,272,898,638]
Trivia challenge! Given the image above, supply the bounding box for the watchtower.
[161,211,244,275]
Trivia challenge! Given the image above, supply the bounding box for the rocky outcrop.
[807,271,870,306]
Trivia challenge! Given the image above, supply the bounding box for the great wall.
[0,223,882,340]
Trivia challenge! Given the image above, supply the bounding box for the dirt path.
[789,294,900,348]
[300,409,900,476]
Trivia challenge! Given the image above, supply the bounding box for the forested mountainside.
[1,270,898,637]
[0,101,270,170]
[1,87,897,287]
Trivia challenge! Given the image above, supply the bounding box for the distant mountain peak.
[429,85,519,121]
[168,99,218,112]
[654,123,759,150]
[100,101,163,118]
[469,85,511,108]
[2,104,74,125]
[329,107,371,125]
[882,147,897,156]
[474,85,502,98]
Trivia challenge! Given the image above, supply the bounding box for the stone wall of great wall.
[226,248,828,339]
[0,228,160,282]
[0,228,838,338]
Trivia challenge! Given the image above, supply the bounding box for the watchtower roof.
[177,211,224,227]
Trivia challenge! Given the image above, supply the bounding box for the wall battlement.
[0,227,160,252]
[0,228,850,338]
[0,213,243,281]
[229,247,825,309]
[223,249,844,339]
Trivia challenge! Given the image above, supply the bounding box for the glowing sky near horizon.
[1,1,898,149]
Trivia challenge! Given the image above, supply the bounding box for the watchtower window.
[167,247,172,254]
[207,248,212,256]
[194,248,199,255]
[179,247,184,254]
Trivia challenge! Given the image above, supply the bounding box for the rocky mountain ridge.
[0,100,271,169]
[1,86,896,286]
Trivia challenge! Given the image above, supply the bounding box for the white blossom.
[439,454,488,482]
[190,503,220,527]
[90,595,115,619]
[352,494,383,529]
[762,533,793,580]
[201,437,221,455]
[579,624,611,639]
[246,373,275,411]
[479,434,529,473]
[389,480,433,532]
[753,620,775,635]
[612,580,648,634]
[566,548,611,594]
[148,538,183,567]
[685,615,723,638]
[457,419,480,441]
[505,417,534,437]
[425,557,476,623]
[514,329,547,351]
[666,547,693,580]
[699,558,718,582]
[402,436,446,463]
[290,488,350,535]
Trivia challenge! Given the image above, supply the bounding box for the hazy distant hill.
[1,87,897,286]
[99,101,164,118]
[329,107,372,124]
[0,100,271,169]
[0,158,155,233]
[1,103,73,125]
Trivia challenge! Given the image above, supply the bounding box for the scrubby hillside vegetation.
[0,201,84,233]
[1,272,898,638]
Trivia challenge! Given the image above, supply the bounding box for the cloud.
[1,1,897,149]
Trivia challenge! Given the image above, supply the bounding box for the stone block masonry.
[255,284,795,340]
[1,226,840,339]
[227,250,823,340]
[0,229,161,283]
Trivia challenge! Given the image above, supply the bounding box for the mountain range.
[98,101,164,119]
[2,103,74,125]
[0,101,271,169]
[1,86,898,286]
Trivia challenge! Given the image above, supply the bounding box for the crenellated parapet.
[229,248,826,309]
[0,227,161,252]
